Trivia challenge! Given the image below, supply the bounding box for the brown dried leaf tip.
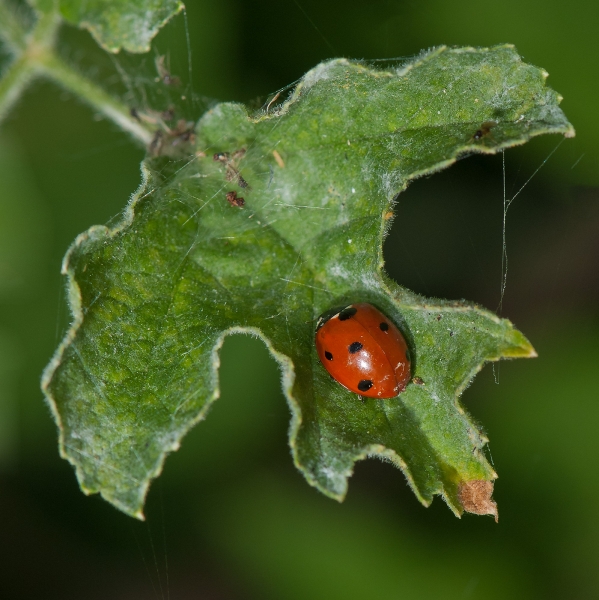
[226,191,245,207]
[458,480,498,522]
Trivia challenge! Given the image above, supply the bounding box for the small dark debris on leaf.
[130,107,174,129]
[149,120,196,157]
[450,331,454,337]
[149,130,164,155]
[214,149,251,189]
[169,120,195,146]
[458,480,498,522]
[412,376,424,385]
[160,106,176,121]
[473,121,497,140]
[237,174,249,188]
[226,191,245,207]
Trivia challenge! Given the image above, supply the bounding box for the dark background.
[1,0,598,598]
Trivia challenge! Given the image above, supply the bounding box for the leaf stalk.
[0,0,29,54]
[38,54,154,145]
[0,5,153,146]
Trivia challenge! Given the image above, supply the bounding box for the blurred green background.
[1,0,598,598]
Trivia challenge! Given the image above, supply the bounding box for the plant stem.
[0,54,36,121]
[0,9,57,124]
[0,6,153,146]
[39,54,154,146]
[0,0,29,54]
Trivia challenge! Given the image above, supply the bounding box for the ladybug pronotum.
[315,303,411,398]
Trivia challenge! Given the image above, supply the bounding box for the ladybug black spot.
[348,341,363,354]
[358,379,373,392]
[338,306,357,321]
[379,322,389,331]
[325,351,333,361]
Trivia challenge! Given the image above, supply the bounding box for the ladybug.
[315,303,411,398]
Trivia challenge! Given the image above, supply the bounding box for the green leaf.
[42,45,573,519]
[31,0,183,52]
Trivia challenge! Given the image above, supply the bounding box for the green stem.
[0,9,56,123]
[0,6,153,146]
[0,8,60,120]
[0,0,29,54]
[39,54,154,146]
[0,54,36,120]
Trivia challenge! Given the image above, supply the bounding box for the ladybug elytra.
[315,303,411,398]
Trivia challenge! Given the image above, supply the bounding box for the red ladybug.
[315,303,411,398]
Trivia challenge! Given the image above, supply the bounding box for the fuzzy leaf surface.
[31,0,183,52]
[43,46,573,518]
